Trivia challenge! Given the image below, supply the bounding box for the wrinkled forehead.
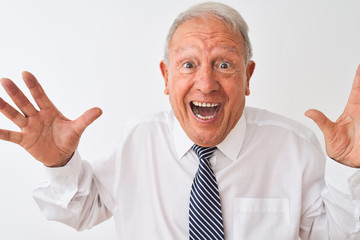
[169,16,245,58]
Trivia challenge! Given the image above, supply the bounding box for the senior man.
[1,2,360,240]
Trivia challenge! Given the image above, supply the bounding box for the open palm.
[0,72,102,167]
[306,65,360,168]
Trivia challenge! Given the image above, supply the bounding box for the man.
[0,2,360,239]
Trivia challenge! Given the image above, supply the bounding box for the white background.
[0,0,359,239]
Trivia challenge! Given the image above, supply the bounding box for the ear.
[160,60,170,95]
[245,61,256,96]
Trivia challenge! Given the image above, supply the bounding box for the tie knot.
[192,144,217,160]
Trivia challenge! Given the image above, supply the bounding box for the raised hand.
[0,72,102,167]
[305,65,360,168]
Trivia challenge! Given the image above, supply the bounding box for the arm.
[33,151,117,231]
[305,64,360,238]
[0,72,114,229]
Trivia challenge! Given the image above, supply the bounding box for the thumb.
[305,109,335,136]
[73,107,103,135]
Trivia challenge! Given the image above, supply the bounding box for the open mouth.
[190,101,222,120]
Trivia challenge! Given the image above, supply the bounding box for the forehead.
[169,16,244,54]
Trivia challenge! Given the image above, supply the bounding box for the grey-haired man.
[1,2,360,239]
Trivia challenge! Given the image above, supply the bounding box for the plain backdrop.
[0,0,359,239]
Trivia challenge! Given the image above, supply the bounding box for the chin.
[192,132,224,147]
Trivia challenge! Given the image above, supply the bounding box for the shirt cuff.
[33,151,83,210]
[44,150,82,190]
[325,156,360,196]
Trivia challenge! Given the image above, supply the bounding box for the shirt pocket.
[233,198,290,240]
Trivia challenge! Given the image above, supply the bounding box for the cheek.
[167,82,190,118]
[221,77,247,113]
[168,74,193,101]
[222,77,247,98]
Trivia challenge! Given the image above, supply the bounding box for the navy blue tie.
[189,144,225,240]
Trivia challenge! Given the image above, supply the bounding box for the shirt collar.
[172,110,247,161]
[217,114,246,161]
[173,113,194,160]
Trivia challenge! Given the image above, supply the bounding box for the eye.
[183,62,194,69]
[216,61,236,74]
[179,61,197,74]
[219,62,231,69]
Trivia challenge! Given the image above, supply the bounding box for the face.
[160,16,255,147]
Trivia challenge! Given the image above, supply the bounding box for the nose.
[194,65,219,94]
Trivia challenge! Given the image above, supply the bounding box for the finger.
[351,64,360,90]
[345,64,360,106]
[0,97,27,128]
[305,109,336,136]
[0,128,22,144]
[73,107,103,135]
[0,78,38,117]
[22,71,55,110]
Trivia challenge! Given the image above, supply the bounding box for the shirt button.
[352,179,360,187]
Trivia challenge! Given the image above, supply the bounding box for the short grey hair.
[164,2,253,64]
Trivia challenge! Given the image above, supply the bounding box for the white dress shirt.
[33,107,360,239]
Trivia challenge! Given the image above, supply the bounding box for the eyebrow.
[174,46,197,54]
[174,45,239,54]
[221,46,238,52]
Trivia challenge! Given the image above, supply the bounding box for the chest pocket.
[233,198,290,240]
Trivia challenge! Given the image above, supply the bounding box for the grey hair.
[163,2,253,64]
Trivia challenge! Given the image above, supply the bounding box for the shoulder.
[120,110,175,139]
[244,107,314,138]
[244,106,316,142]
[243,107,325,171]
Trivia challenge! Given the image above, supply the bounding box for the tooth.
[196,112,217,120]
[193,101,220,108]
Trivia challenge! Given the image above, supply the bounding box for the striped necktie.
[189,144,225,240]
